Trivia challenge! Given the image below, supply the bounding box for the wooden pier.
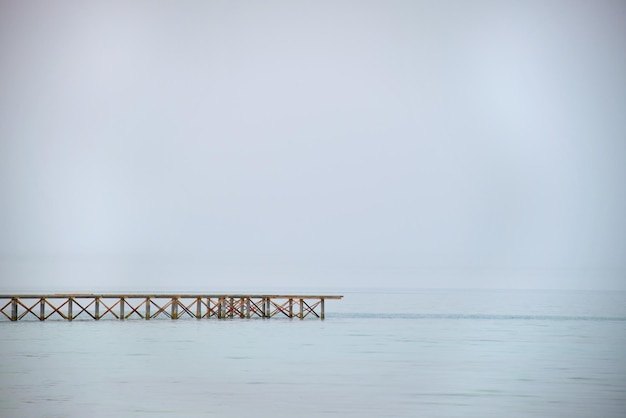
[0,294,343,321]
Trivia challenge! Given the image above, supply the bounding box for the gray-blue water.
[1,289,625,417]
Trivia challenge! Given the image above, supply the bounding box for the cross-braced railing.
[0,294,342,321]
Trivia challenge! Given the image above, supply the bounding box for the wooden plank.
[0,294,344,300]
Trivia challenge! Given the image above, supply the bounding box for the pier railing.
[0,294,343,321]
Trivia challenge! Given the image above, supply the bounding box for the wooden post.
[95,298,100,320]
[145,298,150,320]
[299,299,304,319]
[320,298,325,320]
[68,298,73,321]
[246,298,251,319]
[40,298,45,321]
[289,298,293,318]
[229,297,234,318]
[207,298,211,318]
[11,298,17,321]
[120,297,125,320]
[171,298,178,319]
[196,297,202,319]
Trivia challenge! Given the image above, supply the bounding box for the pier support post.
[10,298,17,321]
[171,298,178,319]
[320,298,325,320]
[299,299,304,319]
[145,298,150,320]
[229,297,234,318]
[40,298,45,321]
[120,298,125,320]
[68,298,73,321]
[246,298,251,319]
[289,298,293,318]
[196,297,201,319]
[95,298,100,320]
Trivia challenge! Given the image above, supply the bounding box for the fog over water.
[1,1,625,291]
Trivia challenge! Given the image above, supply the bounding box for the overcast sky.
[1,0,625,291]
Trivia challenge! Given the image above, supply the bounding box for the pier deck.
[0,294,343,321]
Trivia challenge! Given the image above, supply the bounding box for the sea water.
[1,289,625,418]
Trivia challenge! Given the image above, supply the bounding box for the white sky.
[1,0,625,291]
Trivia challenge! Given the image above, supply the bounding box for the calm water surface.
[1,289,625,417]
